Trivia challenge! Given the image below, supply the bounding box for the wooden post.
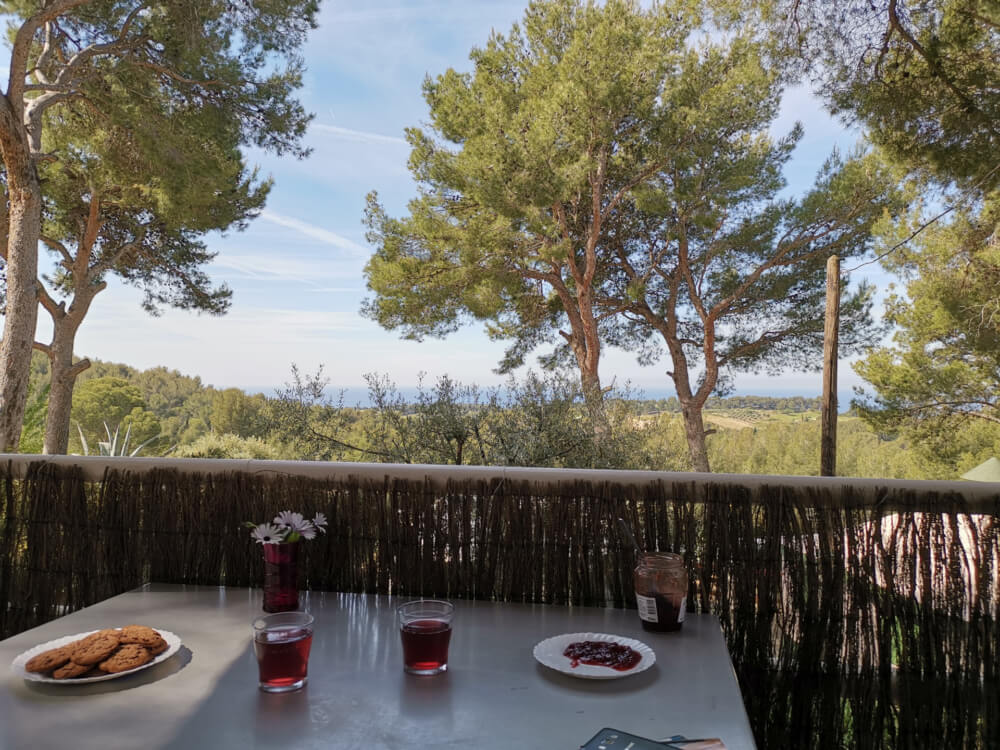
[821,256,840,477]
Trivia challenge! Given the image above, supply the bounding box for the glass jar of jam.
[634,552,688,632]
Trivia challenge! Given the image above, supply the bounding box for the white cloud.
[322,2,524,28]
[311,123,408,147]
[259,210,368,256]
[209,251,363,284]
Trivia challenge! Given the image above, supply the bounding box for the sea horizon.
[240,384,857,410]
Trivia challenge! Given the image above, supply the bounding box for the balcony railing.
[2,455,998,748]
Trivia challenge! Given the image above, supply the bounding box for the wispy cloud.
[321,2,524,28]
[78,296,369,349]
[311,123,408,147]
[209,253,362,284]
[259,210,368,255]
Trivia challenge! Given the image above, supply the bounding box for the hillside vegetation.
[18,353,997,481]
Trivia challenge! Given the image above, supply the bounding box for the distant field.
[644,409,827,431]
[704,413,755,430]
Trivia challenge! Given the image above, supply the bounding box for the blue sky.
[34,0,880,401]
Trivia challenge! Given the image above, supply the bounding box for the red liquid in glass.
[400,619,452,672]
[254,628,312,688]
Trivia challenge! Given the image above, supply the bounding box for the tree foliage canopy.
[751,0,999,192]
[752,0,1000,439]
[69,375,160,450]
[364,0,705,390]
[0,0,320,451]
[364,0,900,470]
[854,203,1000,433]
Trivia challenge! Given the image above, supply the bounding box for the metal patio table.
[1,584,756,749]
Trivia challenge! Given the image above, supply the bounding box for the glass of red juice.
[252,611,314,692]
[398,599,454,675]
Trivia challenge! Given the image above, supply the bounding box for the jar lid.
[637,551,683,568]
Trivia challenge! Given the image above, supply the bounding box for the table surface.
[1,585,756,750]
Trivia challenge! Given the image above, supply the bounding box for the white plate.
[533,632,655,679]
[11,628,182,684]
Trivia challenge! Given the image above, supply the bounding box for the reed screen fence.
[1,458,997,748]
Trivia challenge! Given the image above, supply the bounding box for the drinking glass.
[397,599,454,675]
[252,611,314,692]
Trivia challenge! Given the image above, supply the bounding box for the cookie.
[119,625,162,647]
[25,646,73,673]
[147,636,169,656]
[71,630,122,666]
[79,666,109,678]
[99,644,152,673]
[52,661,91,679]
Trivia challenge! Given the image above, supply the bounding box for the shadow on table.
[162,643,466,749]
[166,645,337,749]
[162,644,261,749]
[398,668,454,721]
[22,646,193,698]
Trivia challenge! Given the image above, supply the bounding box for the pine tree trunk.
[0,153,41,452]
[0,88,43,453]
[680,404,711,473]
[43,318,90,455]
[665,337,713,473]
[36,200,103,455]
[580,367,608,442]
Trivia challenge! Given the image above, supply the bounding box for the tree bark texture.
[579,366,609,441]
[640,287,716,473]
[551,199,607,441]
[41,307,93,455]
[42,328,78,455]
[820,255,840,477]
[668,343,713,473]
[38,197,107,454]
[0,102,42,451]
[680,403,711,473]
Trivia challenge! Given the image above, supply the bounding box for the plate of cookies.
[11,625,181,683]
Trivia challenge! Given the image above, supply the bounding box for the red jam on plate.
[563,640,641,671]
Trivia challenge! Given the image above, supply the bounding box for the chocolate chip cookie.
[52,661,91,679]
[71,630,122,666]
[119,625,162,647]
[146,636,169,656]
[24,646,73,673]
[99,644,153,673]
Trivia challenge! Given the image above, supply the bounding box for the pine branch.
[91,224,149,276]
[131,60,227,88]
[39,234,75,269]
[35,280,65,319]
[886,0,978,112]
[7,0,93,120]
[845,162,1000,273]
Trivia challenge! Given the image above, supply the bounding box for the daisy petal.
[251,522,286,544]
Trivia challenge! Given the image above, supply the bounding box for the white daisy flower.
[312,512,328,532]
[247,510,327,544]
[275,511,316,539]
[274,510,305,529]
[251,523,285,544]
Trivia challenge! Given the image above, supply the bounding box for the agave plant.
[75,421,160,457]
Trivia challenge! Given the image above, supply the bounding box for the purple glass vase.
[262,542,300,613]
